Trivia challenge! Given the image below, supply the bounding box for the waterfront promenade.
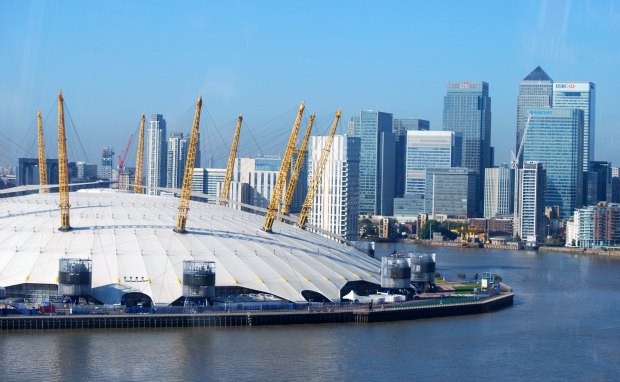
[0,292,513,330]
[412,238,620,257]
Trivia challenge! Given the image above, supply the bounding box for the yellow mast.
[133,113,145,193]
[57,90,71,231]
[218,114,243,206]
[297,110,341,229]
[262,102,305,232]
[280,113,315,218]
[174,95,203,234]
[37,110,48,193]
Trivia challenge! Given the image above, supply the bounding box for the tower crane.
[174,95,203,234]
[218,114,243,207]
[262,102,305,233]
[280,113,315,218]
[57,90,71,232]
[133,114,145,194]
[37,110,48,193]
[118,133,134,182]
[297,110,341,229]
[511,113,532,238]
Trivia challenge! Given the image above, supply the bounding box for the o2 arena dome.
[0,189,380,305]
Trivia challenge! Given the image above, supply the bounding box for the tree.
[419,219,438,240]
[438,226,458,241]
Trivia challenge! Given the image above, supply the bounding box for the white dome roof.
[0,189,380,304]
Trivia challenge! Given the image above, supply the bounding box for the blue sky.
[1,0,619,168]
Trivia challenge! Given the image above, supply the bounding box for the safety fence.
[1,294,499,317]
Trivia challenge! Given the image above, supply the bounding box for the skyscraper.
[405,130,460,197]
[516,161,546,242]
[516,67,553,153]
[166,132,189,189]
[308,135,360,241]
[146,114,167,195]
[442,81,492,216]
[522,109,584,218]
[484,164,514,218]
[393,118,430,198]
[552,82,595,172]
[100,147,114,180]
[587,161,611,205]
[425,167,477,219]
[349,110,395,216]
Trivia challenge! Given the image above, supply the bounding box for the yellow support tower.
[297,110,341,229]
[133,114,145,193]
[37,110,48,194]
[218,114,243,206]
[57,91,71,232]
[280,113,315,218]
[262,102,305,232]
[174,96,203,234]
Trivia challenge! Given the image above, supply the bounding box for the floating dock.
[0,292,513,330]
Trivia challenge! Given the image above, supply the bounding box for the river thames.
[1,244,619,381]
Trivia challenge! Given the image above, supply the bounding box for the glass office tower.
[442,81,491,216]
[349,110,395,216]
[522,109,584,219]
[553,82,595,172]
[393,118,430,198]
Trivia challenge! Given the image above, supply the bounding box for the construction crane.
[133,114,145,194]
[0,144,7,176]
[36,110,48,193]
[57,90,71,232]
[218,114,243,207]
[262,102,305,233]
[511,113,532,238]
[297,110,341,229]
[280,113,315,218]
[174,95,203,234]
[117,133,134,189]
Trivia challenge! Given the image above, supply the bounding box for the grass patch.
[451,283,479,294]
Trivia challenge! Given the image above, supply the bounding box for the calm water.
[2,244,620,381]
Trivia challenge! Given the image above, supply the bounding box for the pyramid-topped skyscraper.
[516,66,553,153]
[523,66,552,82]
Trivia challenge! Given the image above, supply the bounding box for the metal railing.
[1,293,511,317]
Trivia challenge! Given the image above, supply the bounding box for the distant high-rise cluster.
[15,64,613,247]
[512,67,598,243]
